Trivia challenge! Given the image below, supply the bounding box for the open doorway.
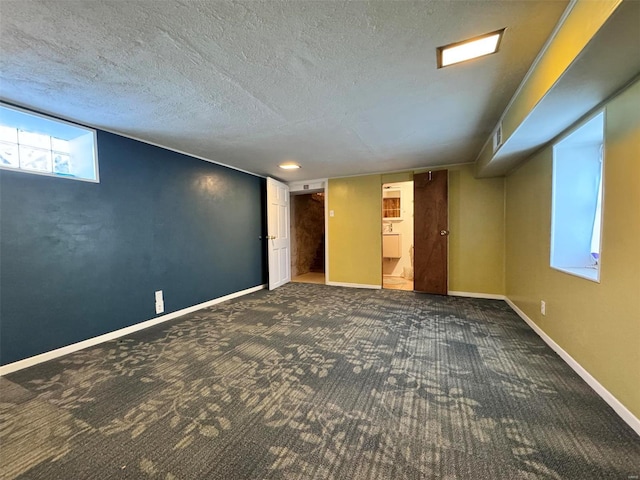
[382,181,414,291]
[290,191,325,285]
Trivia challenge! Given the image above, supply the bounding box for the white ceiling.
[0,0,569,181]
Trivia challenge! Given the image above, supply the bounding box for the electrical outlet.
[540,301,546,316]
[155,290,164,314]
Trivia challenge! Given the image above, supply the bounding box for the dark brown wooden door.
[414,170,448,294]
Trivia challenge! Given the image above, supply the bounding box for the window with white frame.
[0,104,98,182]
[550,111,604,282]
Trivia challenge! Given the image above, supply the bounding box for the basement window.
[550,111,604,282]
[0,104,98,182]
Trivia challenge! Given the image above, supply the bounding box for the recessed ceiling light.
[437,28,505,68]
[279,162,301,170]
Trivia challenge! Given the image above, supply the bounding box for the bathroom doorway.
[382,181,414,291]
[290,191,326,285]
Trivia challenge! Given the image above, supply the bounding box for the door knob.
[440,230,449,236]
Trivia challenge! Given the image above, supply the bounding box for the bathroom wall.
[382,181,414,278]
[292,193,325,276]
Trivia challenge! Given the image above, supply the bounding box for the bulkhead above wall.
[475,0,640,178]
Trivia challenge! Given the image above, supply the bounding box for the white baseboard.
[505,297,640,437]
[448,290,506,300]
[0,284,266,376]
[323,287,506,298]
[326,281,382,290]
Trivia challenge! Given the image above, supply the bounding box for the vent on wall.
[493,123,503,153]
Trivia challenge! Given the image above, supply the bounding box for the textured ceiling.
[0,0,569,181]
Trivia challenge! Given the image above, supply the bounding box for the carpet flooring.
[1,283,639,479]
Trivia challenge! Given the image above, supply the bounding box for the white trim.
[286,179,328,283]
[324,184,330,284]
[326,281,381,290]
[505,297,640,436]
[550,265,600,282]
[288,178,327,194]
[0,284,266,376]
[447,172,450,294]
[448,291,506,300]
[266,177,291,290]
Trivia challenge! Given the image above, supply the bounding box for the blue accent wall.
[0,130,266,365]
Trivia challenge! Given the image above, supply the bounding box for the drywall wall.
[0,130,266,365]
[328,165,505,294]
[476,0,623,176]
[502,0,621,140]
[447,165,505,295]
[327,175,382,286]
[505,80,640,417]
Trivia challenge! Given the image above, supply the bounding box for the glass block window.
[0,104,98,182]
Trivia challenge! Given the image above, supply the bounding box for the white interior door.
[267,177,291,290]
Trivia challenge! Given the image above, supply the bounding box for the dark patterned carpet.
[1,283,639,479]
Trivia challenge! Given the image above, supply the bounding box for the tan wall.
[327,165,505,294]
[448,165,505,295]
[505,80,640,417]
[476,0,622,176]
[327,175,382,286]
[502,0,621,140]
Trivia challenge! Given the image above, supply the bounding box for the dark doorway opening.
[290,192,325,284]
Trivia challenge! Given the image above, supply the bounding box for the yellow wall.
[327,165,505,295]
[327,175,382,286]
[448,165,505,295]
[502,0,621,140]
[505,80,640,417]
[477,0,622,175]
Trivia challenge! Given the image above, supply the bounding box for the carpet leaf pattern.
[1,283,639,479]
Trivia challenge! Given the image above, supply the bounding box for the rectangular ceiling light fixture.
[437,28,505,68]
[279,162,301,170]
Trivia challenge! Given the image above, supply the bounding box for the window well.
[550,111,604,282]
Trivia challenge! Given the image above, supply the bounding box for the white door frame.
[267,177,291,290]
[286,179,329,283]
[324,185,329,283]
